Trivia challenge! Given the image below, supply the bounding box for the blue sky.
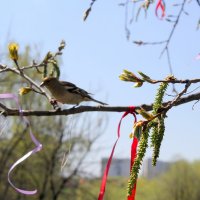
[0,0,200,175]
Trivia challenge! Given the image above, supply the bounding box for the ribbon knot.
[128,106,135,114]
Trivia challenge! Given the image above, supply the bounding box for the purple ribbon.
[0,93,42,195]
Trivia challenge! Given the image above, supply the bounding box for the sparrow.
[40,77,107,106]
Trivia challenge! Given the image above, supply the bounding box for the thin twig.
[166,47,173,75]
[165,47,178,93]
[132,0,187,77]
[1,67,50,100]
[164,81,191,112]
[20,63,45,71]
[125,0,131,40]
[83,0,98,21]
[133,40,167,46]
[160,0,187,57]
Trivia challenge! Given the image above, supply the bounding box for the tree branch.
[1,90,200,117]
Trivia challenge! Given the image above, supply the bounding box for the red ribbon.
[155,0,165,19]
[98,106,137,200]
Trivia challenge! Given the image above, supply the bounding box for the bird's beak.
[40,82,45,87]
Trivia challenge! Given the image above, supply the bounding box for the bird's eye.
[45,79,51,83]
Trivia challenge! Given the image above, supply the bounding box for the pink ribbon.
[195,53,200,60]
[0,93,42,195]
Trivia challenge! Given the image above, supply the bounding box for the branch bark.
[1,91,200,117]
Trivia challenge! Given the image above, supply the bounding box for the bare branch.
[0,90,200,117]
[132,0,187,75]
[0,66,50,100]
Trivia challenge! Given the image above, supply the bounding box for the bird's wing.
[60,81,92,98]
[60,81,77,89]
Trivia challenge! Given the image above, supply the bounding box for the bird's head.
[40,77,58,87]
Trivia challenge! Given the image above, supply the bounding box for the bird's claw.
[49,98,60,110]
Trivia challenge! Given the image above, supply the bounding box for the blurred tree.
[158,160,199,200]
[136,160,200,200]
[97,161,200,200]
[0,46,107,200]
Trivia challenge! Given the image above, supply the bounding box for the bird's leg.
[49,98,61,111]
[97,104,104,108]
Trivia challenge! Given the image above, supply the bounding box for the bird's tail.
[91,98,108,105]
